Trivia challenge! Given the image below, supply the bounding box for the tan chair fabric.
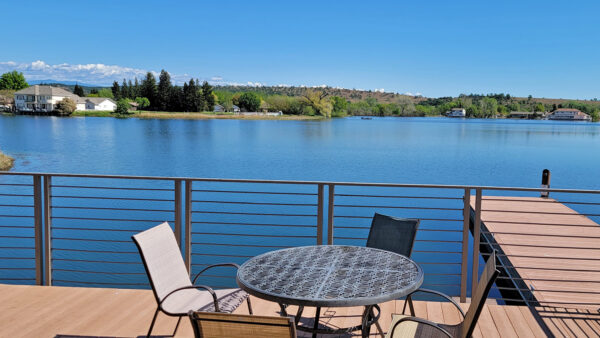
[133,222,192,302]
[386,315,459,338]
[189,312,297,338]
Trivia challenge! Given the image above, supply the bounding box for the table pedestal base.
[279,303,381,338]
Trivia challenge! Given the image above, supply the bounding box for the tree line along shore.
[1,69,599,120]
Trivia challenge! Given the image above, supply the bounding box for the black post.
[541,169,551,198]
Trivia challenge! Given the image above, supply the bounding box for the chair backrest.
[132,222,192,302]
[460,250,500,338]
[366,213,420,257]
[188,311,297,338]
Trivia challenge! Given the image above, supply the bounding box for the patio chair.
[367,213,420,257]
[188,311,297,338]
[132,222,252,338]
[386,250,500,338]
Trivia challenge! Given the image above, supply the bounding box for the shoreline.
[71,111,325,120]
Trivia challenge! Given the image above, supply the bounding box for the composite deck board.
[471,196,600,309]
[1,284,598,337]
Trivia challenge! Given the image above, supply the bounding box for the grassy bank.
[0,150,14,171]
[73,110,325,120]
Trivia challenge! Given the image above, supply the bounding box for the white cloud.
[374,88,385,93]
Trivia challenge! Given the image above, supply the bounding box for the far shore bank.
[71,111,325,120]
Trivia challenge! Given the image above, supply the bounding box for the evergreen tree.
[169,86,184,112]
[111,81,121,100]
[201,81,215,112]
[157,70,172,111]
[141,72,158,109]
[121,79,129,99]
[127,80,133,98]
[133,78,140,98]
[73,83,84,97]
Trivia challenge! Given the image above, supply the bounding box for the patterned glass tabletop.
[236,245,423,307]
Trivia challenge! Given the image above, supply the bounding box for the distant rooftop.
[14,85,76,98]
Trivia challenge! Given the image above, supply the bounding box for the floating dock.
[471,196,600,310]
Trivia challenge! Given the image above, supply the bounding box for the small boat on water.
[361,117,373,120]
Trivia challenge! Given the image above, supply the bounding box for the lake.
[1,115,599,188]
[1,115,599,298]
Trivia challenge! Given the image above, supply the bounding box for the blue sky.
[2,0,599,99]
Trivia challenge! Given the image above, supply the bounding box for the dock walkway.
[471,196,600,310]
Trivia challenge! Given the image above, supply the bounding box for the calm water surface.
[1,115,599,295]
[1,115,599,188]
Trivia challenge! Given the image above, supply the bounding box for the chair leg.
[171,316,182,337]
[246,296,253,315]
[402,295,416,316]
[147,307,160,338]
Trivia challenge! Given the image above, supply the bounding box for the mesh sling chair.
[188,311,297,338]
[132,222,252,338]
[386,250,500,338]
[366,213,420,257]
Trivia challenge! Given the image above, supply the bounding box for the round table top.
[236,245,423,307]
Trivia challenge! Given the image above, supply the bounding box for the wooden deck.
[2,284,599,337]
[471,196,600,310]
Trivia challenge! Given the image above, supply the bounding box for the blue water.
[1,115,599,188]
[1,115,599,299]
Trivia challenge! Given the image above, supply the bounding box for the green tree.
[0,71,28,90]
[97,88,114,99]
[134,97,150,109]
[396,96,416,116]
[238,92,261,112]
[201,81,215,112]
[54,97,77,116]
[141,72,158,109]
[111,81,121,100]
[121,79,129,99]
[534,103,545,112]
[479,97,498,117]
[330,96,348,115]
[73,83,84,97]
[157,70,172,111]
[114,98,131,115]
[302,90,332,117]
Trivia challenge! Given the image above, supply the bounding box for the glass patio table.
[236,245,424,337]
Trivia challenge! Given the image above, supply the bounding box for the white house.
[77,97,116,111]
[548,108,591,121]
[14,85,115,112]
[447,108,466,117]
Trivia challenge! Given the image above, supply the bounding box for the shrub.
[114,99,131,115]
[54,98,77,116]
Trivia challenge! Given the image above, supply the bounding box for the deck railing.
[1,172,599,309]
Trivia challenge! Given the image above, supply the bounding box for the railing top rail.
[1,171,599,194]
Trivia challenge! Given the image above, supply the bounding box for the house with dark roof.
[14,85,115,112]
[548,108,591,121]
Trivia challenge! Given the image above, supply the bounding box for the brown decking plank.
[517,306,549,338]
[426,301,444,324]
[472,196,600,309]
[487,305,518,338]
[503,305,537,337]
[440,302,462,325]
[475,305,500,338]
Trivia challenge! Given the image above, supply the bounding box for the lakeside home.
[236,111,283,116]
[446,107,466,117]
[548,108,591,121]
[14,85,115,113]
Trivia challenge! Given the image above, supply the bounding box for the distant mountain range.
[29,80,102,87]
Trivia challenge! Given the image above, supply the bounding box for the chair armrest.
[192,263,240,284]
[159,285,220,312]
[404,288,465,318]
[390,316,453,338]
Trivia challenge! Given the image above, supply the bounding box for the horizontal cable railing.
[0,172,599,310]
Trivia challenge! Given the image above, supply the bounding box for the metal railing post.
[184,180,192,273]
[174,179,182,247]
[43,175,52,286]
[460,188,471,302]
[327,184,335,245]
[33,175,43,285]
[317,184,324,245]
[471,188,483,298]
